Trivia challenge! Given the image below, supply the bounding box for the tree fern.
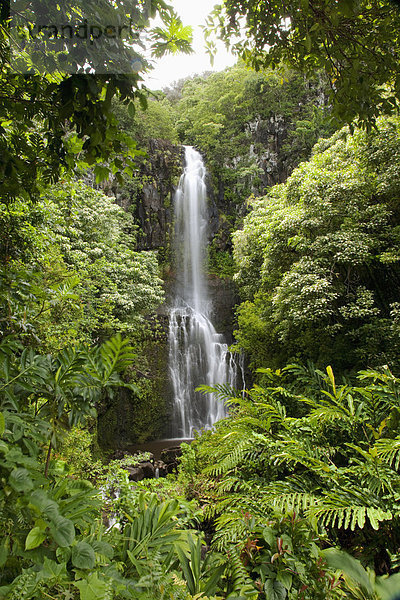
[192,364,400,582]
[99,334,137,378]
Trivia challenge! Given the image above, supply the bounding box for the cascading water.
[168,146,237,438]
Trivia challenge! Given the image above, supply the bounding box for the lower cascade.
[168,146,238,438]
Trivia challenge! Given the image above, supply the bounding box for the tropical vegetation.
[232,116,400,372]
[2,0,400,598]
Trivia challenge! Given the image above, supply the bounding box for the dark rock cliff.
[115,139,182,253]
[97,140,240,448]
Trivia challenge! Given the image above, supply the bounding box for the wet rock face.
[125,461,155,481]
[208,277,239,343]
[238,114,290,189]
[134,140,182,251]
[140,461,155,479]
[154,460,168,478]
[160,446,183,474]
[110,139,182,253]
[126,466,145,482]
[110,452,168,481]
[98,141,238,449]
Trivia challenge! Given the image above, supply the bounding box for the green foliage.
[150,11,193,58]
[0,333,138,478]
[55,426,96,478]
[43,180,164,338]
[323,548,400,599]
[175,62,333,209]
[1,180,165,355]
[233,116,400,371]
[0,0,193,203]
[0,330,243,600]
[207,245,236,279]
[172,62,334,282]
[112,94,179,145]
[187,365,400,589]
[0,196,84,349]
[205,0,400,128]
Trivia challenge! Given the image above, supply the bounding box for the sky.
[144,0,237,90]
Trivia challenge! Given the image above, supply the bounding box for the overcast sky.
[144,0,236,89]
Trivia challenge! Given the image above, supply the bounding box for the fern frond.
[271,439,332,473]
[215,475,250,494]
[204,438,254,476]
[213,514,249,550]
[313,504,392,531]
[253,400,287,427]
[99,334,137,378]
[308,406,354,424]
[196,383,241,402]
[226,546,257,597]
[375,436,400,470]
[271,491,317,513]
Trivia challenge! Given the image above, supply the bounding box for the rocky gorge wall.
[98,139,239,448]
[97,71,334,448]
[98,94,322,447]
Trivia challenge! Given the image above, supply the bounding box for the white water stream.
[168,146,237,438]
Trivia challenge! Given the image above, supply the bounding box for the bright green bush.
[43,180,164,339]
[233,117,400,371]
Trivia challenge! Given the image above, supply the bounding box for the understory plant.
[0,334,261,600]
[185,365,400,598]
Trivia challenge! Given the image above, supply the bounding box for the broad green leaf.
[40,557,68,580]
[56,546,72,563]
[264,579,287,600]
[277,571,292,591]
[30,490,59,520]
[262,527,277,548]
[94,165,110,184]
[72,542,96,569]
[91,540,114,559]
[50,516,75,547]
[9,468,34,492]
[323,548,373,594]
[74,573,109,600]
[376,572,400,600]
[0,412,5,436]
[0,540,9,567]
[0,586,11,597]
[25,526,46,550]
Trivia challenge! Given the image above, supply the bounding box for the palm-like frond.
[310,502,392,531]
[99,334,137,379]
[204,437,258,476]
[374,436,400,470]
[191,362,400,579]
[196,383,242,403]
[271,491,318,513]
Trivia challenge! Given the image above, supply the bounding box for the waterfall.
[168,146,237,438]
